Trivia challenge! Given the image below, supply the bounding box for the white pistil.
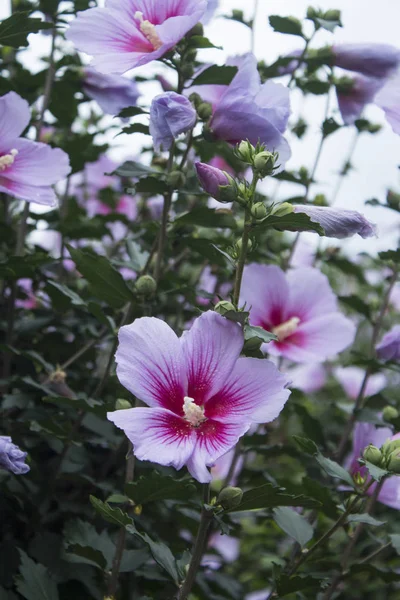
[272,316,300,342]
[183,396,206,427]
[134,10,163,50]
[0,148,18,171]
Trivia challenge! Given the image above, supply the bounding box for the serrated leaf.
[363,460,389,482]
[126,525,179,584]
[187,35,221,49]
[227,483,321,512]
[65,544,107,570]
[46,281,87,307]
[292,435,318,455]
[175,207,237,229]
[63,519,114,570]
[244,325,277,343]
[16,551,59,600]
[273,507,314,547]
[316,453,355,487]
[0,12,53,48]
[89,496,134,527]
[191,65,238,86]
[347,514,385,526]
[125,473,196,505]
[269,15,304,36]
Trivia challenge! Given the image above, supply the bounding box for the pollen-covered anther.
[0,148,18,171]
[134,11,163,50]
[183,396,206,427]
[273,316,301,342]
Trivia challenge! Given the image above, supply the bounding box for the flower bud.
[253,150,276,177]
[387,452,400,473]
[344,494,365,514]
[189,92,202,108]
[195,162,237,202]
[236,140,255,163]
[362,444,383,466]
[324,9,341,21]
[382,437,400,456]
[167,170,186,189]
[271,202,294,218]
[306,7,320,19]
[214,301,236,315]
[314,194,328,206]
[383,406,399,422]
[235,238,253,254]
[217,486,243,509]
[115,399,132,410]
[251,202,268,220]
[135,275,157,296]
[197,102,213,121]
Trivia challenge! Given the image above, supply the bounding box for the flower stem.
[154,145,175,284]
[177,484,213,600]
[233,210,252,306]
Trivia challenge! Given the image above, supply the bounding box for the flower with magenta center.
[107,311,290,482]
[240,265,356,363]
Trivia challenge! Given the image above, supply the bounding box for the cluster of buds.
[189,92,213,122]
[363,434,400,474]
[235,140,279,179]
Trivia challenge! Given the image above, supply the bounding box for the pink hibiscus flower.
[108,311,290,482]
[240,265,356,363]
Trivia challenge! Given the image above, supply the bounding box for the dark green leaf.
[273,507,314,546]
[190,65,238,86]
[135,177,168,194]
[339,294,371,320]
[348,564,400,583]
[89,496,134,527]
[316,453,355,487]
[126,473,196,505]
[118,123,150,137]
[46,281,86,307]
[126,525,179,584]
[378,248,400,263]
[269,15,304,36]
[65,544,107,570]
[254,212,324,235]
[0,12,53,48]
[315,16,342,32]
[228,483,321,512]
[363,460,389,482]
[276,574,323,597]
[187,35,221,49]
[347,514,385,526]
[118,106,147,119]
[390,533,400,555]
[16,551,59,600]
[292,436,318,455]
[322,117,341,137]
[244,325,277,343]
[175,207,237,229]
[112,160,159,178]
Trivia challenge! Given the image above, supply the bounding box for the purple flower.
[390,283,400,311]
[289,238,316,267]
[376,325,400,362]
[0,436,29,475]
[335,74,384,125]
[240,265,356,363]
[150,92,197,152]
[195,162,232,201]
[107,311,290,483]
[197,265,231,306]
[345,422,400,509]
[288,363,326,394]
[277,48,303,76]
[334,366,386,400]
[375,73,400,135]
[292,205,376,238]
[0,92,70,206]
[82,67,140,116]
[332,43,400,79]
[66,0,207,74]
[202,0,218,24]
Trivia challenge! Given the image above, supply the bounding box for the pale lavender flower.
[292,205,376,238]
[82,67,140,115]
[376,325,400,361]
[107,311,290,482]
[0,436,29,475]
[0,92,70,205]
[336,74,383,125]
[277,48,303,76]
[375,73,400,134]
[195,162,232,201]
[150,92,197,151]
[240,265,356,363]
[288,363,327,394]
[245,590,271,600]
[289,238,316,268]
[66,0,207,74]
[332,43,400,79]
[334,366,386,399]
[202,0,218,24]
[390,283,400,311]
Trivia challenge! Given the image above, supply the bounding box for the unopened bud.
[189,92,202,108]
[134,504,143,515]
[236,140,255,164]
[363,444,383,466]
[217,486,243,509]
[197,102,213,121]
[253,150,276,177]
[167,170,186,189]
[235,237,253,254]
[383,406,399,422]
[214,301,236,315]
[115,399,132,410]
[251,202,268,220]
[324,9,341,21]
[382,437,400,456]
[345,494,365,514]
[271,202,294,218]
[314,193,328,206]
[135,275,157,296]
[306,6,320,19]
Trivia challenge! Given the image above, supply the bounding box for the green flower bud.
[235,238,253,254]
[306,6,320,19]
[271,202,294,217]
[197,102,213,121]
[167,170,186,189]
[314,193,328,206]
[243,336,262,351]
[189,92,202,108]
[217,486,243,509]
[344,494,365,514]
[236,140,255,163]
[387,451,400,474]
[214,301,236,315]
[250,202,268,220]
[253,150,276,177]
[324,9,341,21]
[115,399,132,410]
[383,406,399,422]
[362,444,383,466]
[135,275,157,296]
[382,437,400,456]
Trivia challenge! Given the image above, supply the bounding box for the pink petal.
[240,264,289,327]
[108,407,195,470]
[115,317,187,413]
[334,366,386,399]
[0,178,57,206]
[9,139,71,185]
[285,267,338,321]
[0,92,30,151]
[180,311,243,405]
[289,363,327,393]
[205,357,290,424]
[188,420,250,483]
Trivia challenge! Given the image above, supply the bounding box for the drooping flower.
[240,265,356,363]
[0,436,30,475]
[332,43,400,79]
[376,325,400,362]
[292,205,376,238]
[195,162,234,202]
[107,311,290,482]
[189,53,291,169]
[150,92,197,152]
[66,0,207,75]
[0,92,70,205]
[334,366,386,400]
[82,67,140,116]
[345,422,400,509]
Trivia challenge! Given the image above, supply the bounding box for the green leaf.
[46,281,87,307]
[292,435,318,455]
[135,177,168,194]
[348,563,400,583]
[175,207,237,229]
[316,453,355,487]
[254,212,324,235]
[339,294,371,320]
[322,117,341,138]
[112,160,159,178]
[390,533,400,555]
[126,525,179,584]
[0,12,53,48]
[227,483,321,512]
[347,514,385,526]
[118,107,147,119]
[269,15,304,36]
[65,544,107,570]
[0,253,53,278]
[118,123,150,137]
[190,65,238,86]
[16,550,59,600]
[363,460,389,482]
[301,477,339,520]
[67,246,133,309]
[273,507,314,547]
[378,248,400,263]
[63,519,114,570]
[187,35,221,49]
[276,574,322,597]
[89,496,134,527]
[315,16,342,32]
[125,473,196,505]
[244,325,278,343]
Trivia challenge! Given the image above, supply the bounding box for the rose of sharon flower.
[345,422,400,509]
[240,265,356,363]
[66,0,207,75]
[292,205,376,238]
[107,311,290,482]
[332,43,400,79]
[0,92,70,205]
[0,436,30,475]
[334,366,386,400]
[376,325,400,362]
[150,92,197,152]
[289,363,327,394]
[82,68,140,116]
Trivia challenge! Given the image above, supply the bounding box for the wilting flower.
[240,265,356,363]
[0,436,30,475]
[150,92,197,152]
[0,92,70,205]
[189,53,291,168]
[66,0,207,74]
[376,325,400,361]
[334,366,386,400]
[345,422,400,509]
[82,67,140,116]
[332,43,400,79]
[195,162,234,202]
[293,205,376,238]
[108,311,290,482]
[289,363,327,394]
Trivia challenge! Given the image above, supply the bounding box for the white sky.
[2,0,400,256]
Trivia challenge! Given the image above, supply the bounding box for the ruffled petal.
[0,92,30,151]
[115,317,187,413]
[240,264,289,328]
